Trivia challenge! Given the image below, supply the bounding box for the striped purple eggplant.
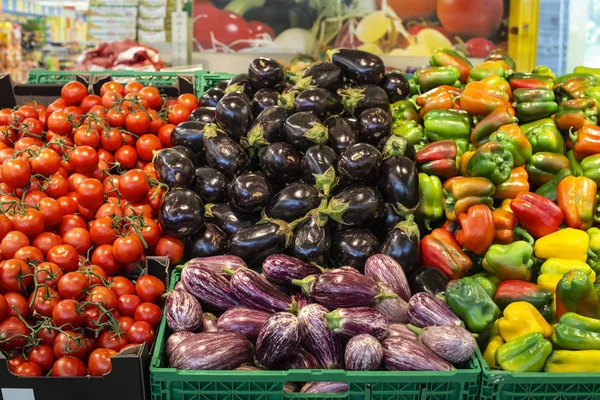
[345,334,383,371]
[169,332,253,370]
[181,264,240,310]
[407,292,462,328]
[278,349,321,370]
[382,336,453,371]
[262,254,322,286]
[293,268,396,308]
[255,312,300,368]
[217,307,271,340]
[298,304,344,369]
[165,290,203,332]
[300,382,348,393]
[229,268,297,313]
[365,254,411,301]
[174,281,186,291]
[185,255,247,279]
[387,323,418,341]
[374,283,408,323]
[415,325,476,364]
[324,307,388,340]
[292,292,311,310]
[165,331,194,357]
[284,382,298,393]
[202,312,218,332]
[235,365,261,371]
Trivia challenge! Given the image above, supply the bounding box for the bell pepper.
[486,49,516,71]
[581,154,600,185]
[492,208,516,244]
[446,277,500,333]
[415,140,459,179]
[460,81,509,116]
[526,152,571,186]
[525,124,565,155]
[495,281,554,321]
[494,166,530,200]
[589,227,600,255]
[535,168,573,202]
[556,75,597,102]
[430,48,472,83]
[510,192,563,238]
[442,176,495,221]
[416,173,444,227]
[420,228,472,279]
[495,332,552,372]
[531,65,557,82]
[458,151,475,177]
[537,258,596,293]
[481,74,512,99]
[557,176,598,230]
[535,228,589,262]
[466,142,514,185]
[483,336,505,369]
[455,204,495,255]
[556,72,597,85]
[482,241,534,281]
[470,105,517,146]
[574,66,600,81]
[585,86,600,108]
[544,350,600,372]
[392,120,425,146]
[555,99,598,133]
[470,60,511,81]
[571,124,600,160]
[500,198,513,213]
[489,124,532,167]
[423,109,472,142]
[507,72,555,91]
[520,117,557,135]
[390,100,419,124]
[513,88,559,122]
[556,268,600,320]
[551,312,600,350]
[471,273,501,298]
[498,302,553,342]
[416,86,455,118]
[415,66,461,92]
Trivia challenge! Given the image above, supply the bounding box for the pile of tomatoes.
[0,79,196,377]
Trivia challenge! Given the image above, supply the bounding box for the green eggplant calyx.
[314,166,339,197]
[383,135,409,159]
[222,268,237,276]
[304,122,329,144]
[204,203,215,217]
[326,48,340,62]
[287,297,299,315]
[294,76,315,91]
[395,214,420,239]
[323,309,343,331]
[278,90,297,109]
[291,275,316,296]
[224,83,244,95]
[406,323,423,335]
[393,202,419,218]
[247,124,270,148]
[322,197,349,225]
[272,218,295,247]
[340,87,366,116]
[374,283,399,305]
[202,123,221,139]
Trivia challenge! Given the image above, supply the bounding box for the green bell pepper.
[416,173,443,228]
[526,152,571,186]
[392,120,425,146]
[446,277,500,333]
[415,66,461,92]
[581,154,600,185]
[495,332,552,372]
[489,125,533,166]
[532,65,557,83]
[525,125,565,154]
[471,273,501,298]
[535,168,573,202]
[513,88,558,123]
[424,109,472,142]
[567,150,583,176]
[482,241,534,281]
[556,268,600,320]
[551,312,600,350]
[513,88,556,103]
[585,86,600,108]
[466,141,514,185]
[470,60,511,81]
[520,117,556,135]
[390,100,419,124]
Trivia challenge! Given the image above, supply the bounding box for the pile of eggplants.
[164,253,477,389]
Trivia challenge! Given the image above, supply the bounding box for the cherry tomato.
[139,87,163,110]
[88,348,117,376]
[95,202,123,219]
[112,234,144,264]
[0,293,7,322]
[0,259,32,293]
[134,302,162,328]
[63,227,92,256]
[0,213,12,239]
[14,361,42,376]
[0,108,13,125]
[69,146,98,174]
[126,111,151,135]
[100,81,124,97]
[117,294,142,317]
[34,261,63,288]
[146,186,166,213]
[59,214,86,235]
[53,330,87,359]
[31,147,61,176]
[97,330,129,352]
[89,216,118,246]
[80,94,102,113]
[76,178,104,209]
[61,81,88,106]
[13,246,44,264]
[20,117,43,138]
[106,108,127,128]
[29,286,60,317]
[177,93,199,111]
[52,356,87,377]
[0,317,29,351]
[37,327,58,347]
[147,109,164,133]
[119,169,150,203]
[100,128,124,151]
[91,244,123,275]
[23,189,46,207]
[110,276,135,298]
[117,316,134,333]
[114,145,138,170]
[27,344,56,374]
[121,132,137,147]
[0,231,29,259]
[128,321,155,345]
[135,275,165,304]
[157,124,175,147]
[57,196,78,215]
[124,81,144,95]
[87,286,118,310]
[134,218,161,248]
[1,158,31,188]
[73,126,100,148]
[154,235,185,265]
[52,299,85,328]
[58,271,88,300]
[167,104,191,125]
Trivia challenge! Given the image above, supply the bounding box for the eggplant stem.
[406,324,423,335]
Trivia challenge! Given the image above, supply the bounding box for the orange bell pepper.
[442,176,495,221]
[460,81,510,116]
[571,124,600,160]
[494,166,530,200]
[456,204,495,255]
[458,151,475,176]
[481,74,513,100]
[416,86,455,118]
[492,208,534,245]
[557,176,598,230]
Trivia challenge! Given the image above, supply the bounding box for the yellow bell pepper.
[483,335,505,369]
[498,301,553,342]
[534,228,589,262]
[544,350,600,372]
[537,258,596,292]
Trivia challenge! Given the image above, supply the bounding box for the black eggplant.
[216,93,253,141]
[326,116,360,155]
[193,167,228,203]
[154,148,195,188]
[409,266,450,296]
[381,71,410,102]
[216,80,229,90]
[248,57,285,89]
[260,142,302,184]
[381,216,421,277]
[200,88,225,108]
[226,73,254,98]
[302,145,338,182]
[329,48,384,84]
[331,229,380,271]
[205,203,255,236]
[172,146,200,168]
[252,88,280,117]
[381,135,415,161]
[246,106,290,148]
[302,62,344,91]
[283,112,328,152]
[378,156,419,210]
[265,183,320,222]
[291,212,331,266]
[376,203,403,239]
[339,84,389,117]
[324,186,384,227]
[338,143,381,183]
[189,107,217,125]
[159,188,205,237]
[228,173,272,213]
[227,221,291,266]
[358,108,392,145]
[187,223,228,258]
[294,88,342,120]
[203,125,248,179]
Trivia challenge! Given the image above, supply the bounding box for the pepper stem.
[515,226,535,246]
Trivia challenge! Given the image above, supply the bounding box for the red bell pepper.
[455,204,495,255]
[557,176,598,230]
[510,192,564,238]
[421,228,473,279]
[415,140,459,179]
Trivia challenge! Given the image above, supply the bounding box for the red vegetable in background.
[437,0,504,39]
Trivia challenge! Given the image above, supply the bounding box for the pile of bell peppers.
[399,48,600,373]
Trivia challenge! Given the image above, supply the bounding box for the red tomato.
[0,259,32,293]
[59,214,86,235]
[135,275,165,304]
[20,118,43,138]
[167,104,191,125]
[114,145,138,170]
[80,95,103,113]
[0,293,7,322]
[57,271,88,300]
[157,124,175,147]
[79,264,107,287]
[38,197,64,227]
[437,0,504,38]
[113,235,144,264]
[57,196,78,215]
[97,330,129,352]
[52,299,85,328]
[91,244,123,275]
[48,244,80,272]
[31,148,61,176]
[29,286,60,317]
[95,202,123,219]
[147,109,164,133]
[126,111,151,135]
[106,108,127,128]
[76,178,104,209]
[119,169,150,203]
[37,327,58,347]
[134,302,162,327]
[110,276,136,297]
[89,217,118,246]
[87,286,118,310]
[177,93,199,111]
[135,134,162,161]
[139,87,163,110]
[0,214,12,239]
[69,146,98,174]
[128,321,155,345]
[88,348,117,376]
[27,344,56,374]
[62,227,92,255]
[101,91,122,109]
[47,110,72,136]
[248,20,275,39]
[12,208,45,238]
[73,127,100,148]
[124,81,144,95]
[34,261,63,288]
[14,361,42,376]
[13,246,44,263]
[117,316,134,333]
[154,235,185,265]
[54,330,87,359]
[52,356,87,377]
[100,81,124,97]
[101,128,124,151]
[146,186,166,213]
[1,158,31,188]
[61,81,88,106]
[117,294,142,317]
[0,317,29,351]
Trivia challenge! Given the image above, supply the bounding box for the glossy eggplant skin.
[345,334,383,371]
[248,106,291,145]
[378,156,419,209]
[338,143,382,183]
[330,186,384,227]
[159,188,205,237]
[187,223,228,258]
[302,145,338,183]
[248,57,285,89]
[205,203,255,236]
[381,222,421,277]
[326,116,360,155]
[294,88,342,120]
[278,349,321,370]
[262,254,322,286]
[227,73,254,98]
[228,173,272,213]
[330,49,385,84]
[193,167,228,203]
[255,312,300,368]
[216,94,253,141]
[189,107,217,125]
[265,183,320,222]
[409,266,450,296]
[200,88,225,108]
[229,268,295,313]
[364,254,411,301]
[342,84,389,117]
[376,203,403,239]
[171,121,207,153]
[252,88,280,117]
[216,80,229,90]
[291,216,331,266]
[381,71,410,102]
[331,229,380,271]
[227,222,287,266]
[303,62,344,91]
[204,130,249,179]
[284,112,328,152]
[155,148,195,188]
[358,108,392,145]
[298,304,344,369]
[260,142,302,184]
[217,307,271,340]
[172,146,200,168]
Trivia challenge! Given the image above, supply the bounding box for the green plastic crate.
[478,348,600,399]
[150,269,481,400]
[28,70,91,84]
[199,72,236,93]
